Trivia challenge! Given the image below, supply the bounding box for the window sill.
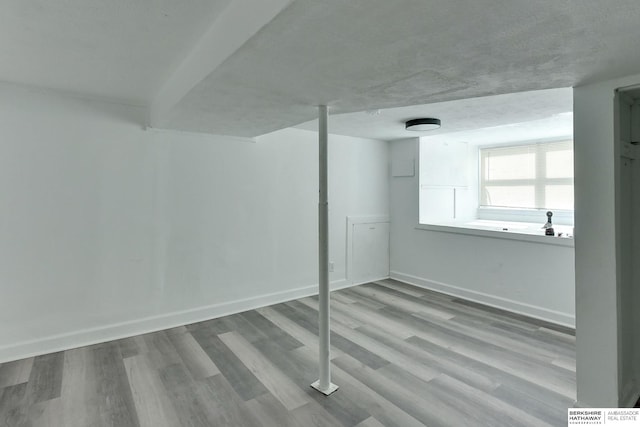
[415,220,574,247]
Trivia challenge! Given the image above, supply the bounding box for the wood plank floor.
[0,279,576,427]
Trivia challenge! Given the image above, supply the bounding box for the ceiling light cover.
[405,118,441,131]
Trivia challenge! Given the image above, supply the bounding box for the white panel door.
[351,222,389,284]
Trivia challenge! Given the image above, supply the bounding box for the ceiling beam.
[148,0,293,127]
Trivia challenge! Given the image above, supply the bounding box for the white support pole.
[311,105,338,396]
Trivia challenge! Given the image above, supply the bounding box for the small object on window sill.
[542,211,555,236]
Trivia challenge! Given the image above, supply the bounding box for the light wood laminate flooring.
[0,279,576,426]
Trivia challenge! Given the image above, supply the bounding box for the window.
[480,141,574,211]
[418,137,575,241]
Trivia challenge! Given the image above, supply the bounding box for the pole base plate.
[310,380,339,396]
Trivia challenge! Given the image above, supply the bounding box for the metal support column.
[311,105,338,396]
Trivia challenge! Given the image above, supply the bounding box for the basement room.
[1,1,640,426]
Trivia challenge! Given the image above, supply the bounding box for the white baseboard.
[331,278,359,291]
[390,271,575,328]
[0,279,349,363]
[349,276,391,287]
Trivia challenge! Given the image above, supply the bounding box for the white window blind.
[480,141,574,210]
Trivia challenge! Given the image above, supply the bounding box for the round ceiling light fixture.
[405,118,441,131]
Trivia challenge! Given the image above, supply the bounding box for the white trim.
[477,206,574,226]
[0,279,351,364]
[390,271,575,328]
[330,279,353,292]
[349,276,390,287]
[616,83,640,93]
[346,216,390,283]
[145,126,256,144]
[347,215,391,225]
[415,223,574,247]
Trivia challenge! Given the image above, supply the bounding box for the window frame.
[479,140,574,213]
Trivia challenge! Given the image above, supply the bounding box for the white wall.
[390,138,575,326]
[0,83,389,362]
[418,139,476,224]
[573,73,640,408]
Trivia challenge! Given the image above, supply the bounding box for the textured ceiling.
[157,0,640,137]
[295,88,572,141]
[2,1,640,137]
[0,0,230,105]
